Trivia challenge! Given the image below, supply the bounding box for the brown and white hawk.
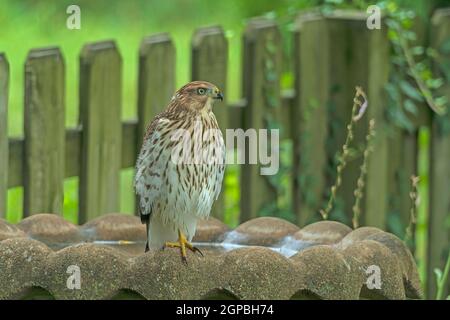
[134,81,225,262]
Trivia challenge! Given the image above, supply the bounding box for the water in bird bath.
[35,234,319,257]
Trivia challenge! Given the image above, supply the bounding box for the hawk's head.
[172,81,223,111]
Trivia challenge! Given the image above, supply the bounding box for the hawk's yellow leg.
[163,229,203,263]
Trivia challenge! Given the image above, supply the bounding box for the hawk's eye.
[197,88,206,95]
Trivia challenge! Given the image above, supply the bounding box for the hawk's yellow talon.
[163,229,203,262]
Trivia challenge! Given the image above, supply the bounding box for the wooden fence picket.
[328,13,390,228]
[79,41,122,223]
[137,33,176,149]
[23,48,65,217]
[292,13,330,226]
[386,129,418,239]
[293,12,389,227]
[240,18,282,222]
[428,7,450,299]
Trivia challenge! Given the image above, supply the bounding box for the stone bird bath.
[0,214,422,300]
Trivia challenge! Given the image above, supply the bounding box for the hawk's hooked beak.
[215,92,224,101]
[213,88,224,101]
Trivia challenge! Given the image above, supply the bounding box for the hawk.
[134,81,225,262]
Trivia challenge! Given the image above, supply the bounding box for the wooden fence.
[0,9,449,296]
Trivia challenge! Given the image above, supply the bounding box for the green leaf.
[400,17,413,29]
[441,61,450,81]
[426,48,439,58]
[388,105,414,132]
[388,213,405,238]
[435,96,448,108]
[321,5,335,16]
[440,37,450,54]
[415,61,426,72]
[264,11,276,20]
[391,56,406,67]
[404,99,418,115]
[411,46,424,55]
[404,31,417,41]
[386,18,400,30]
[386,1,398,14]
[388,29,399,41]
[385,82,401,102]
[426,78,444,89]
[400,81,424,102]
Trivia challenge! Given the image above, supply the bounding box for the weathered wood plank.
[327,12,389,228]
[342,13,389,229]
[137,34,175,148]
[428,121,450,298]
[240,18,282,222]
[292,11,389,228]
[23,48,65,216]
[191,26,228,221]
[326,14,370,227]
[428,7,450,299]
[292,13,330,226]
[0,53,8,218]
[386,129,418,239]
[79,41,122,223]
